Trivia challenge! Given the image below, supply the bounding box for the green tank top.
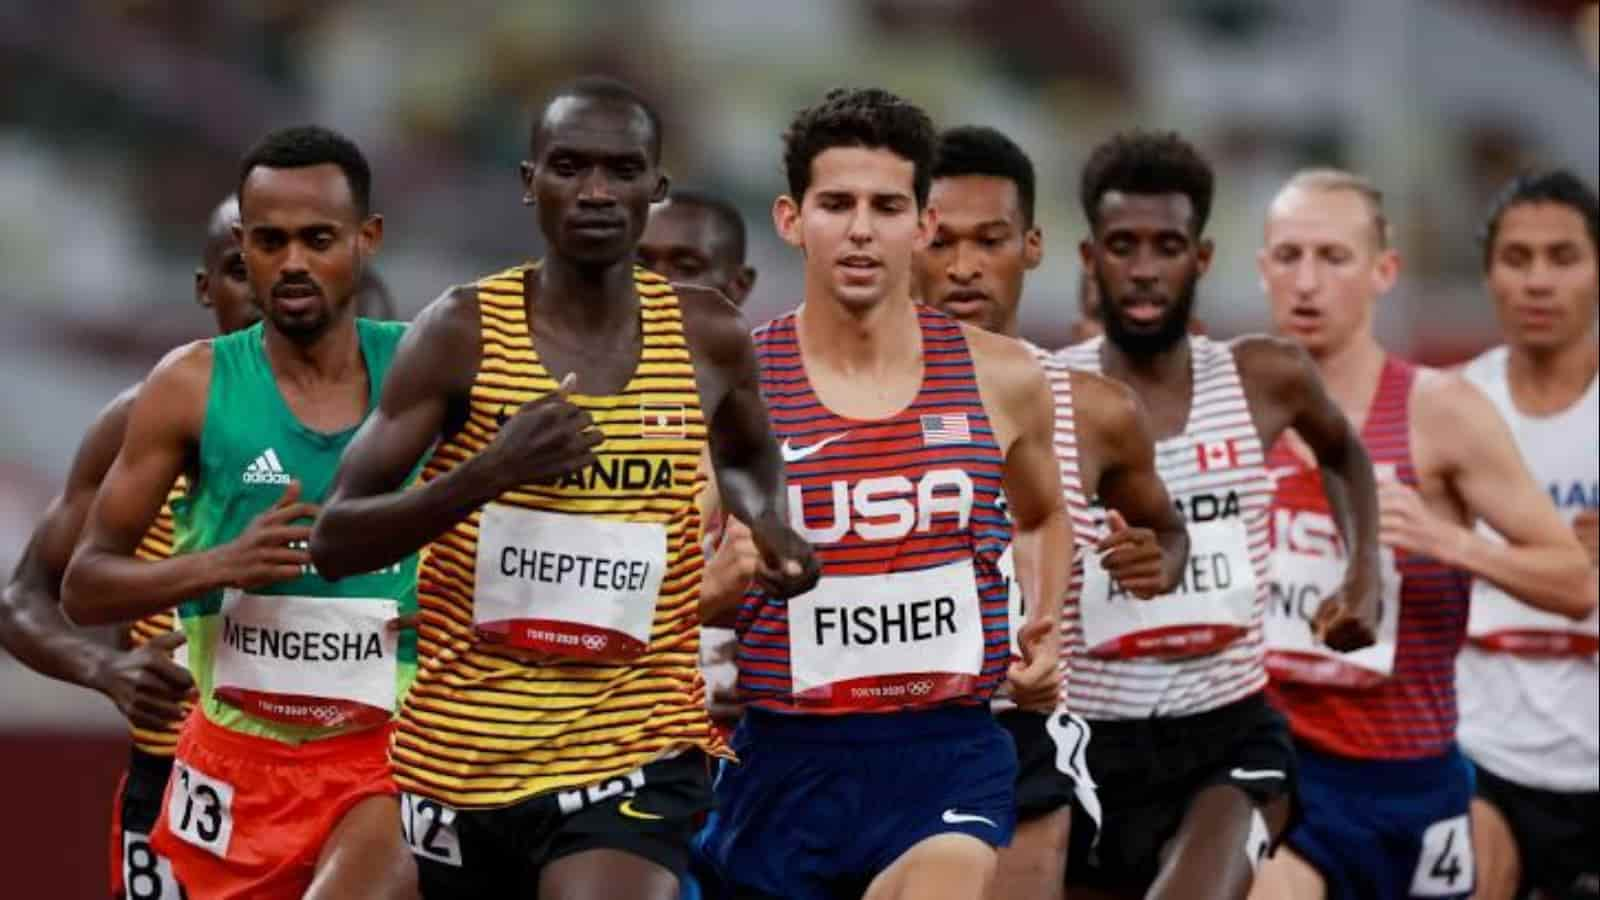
[174,319,418,744]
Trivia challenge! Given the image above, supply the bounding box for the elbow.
[1557,565,1598,621]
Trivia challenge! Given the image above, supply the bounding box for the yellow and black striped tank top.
[394,264,727,809]
[127,483,192,756]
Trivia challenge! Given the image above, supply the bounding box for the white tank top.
[1055,336,1274,719]
[992,341,1094,714]
[1456,345,1598,792]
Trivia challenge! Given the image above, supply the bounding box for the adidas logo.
[242,448,293,485]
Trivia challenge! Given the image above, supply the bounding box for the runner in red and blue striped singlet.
[1256,168,1588,900]
[734,306,1011,713]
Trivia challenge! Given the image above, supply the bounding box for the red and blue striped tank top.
[1266,357,1471,759]
[735,306,1010,714]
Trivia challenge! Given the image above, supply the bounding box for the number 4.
[1410,814,1474,897]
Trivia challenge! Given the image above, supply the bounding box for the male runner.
[1457,170,1600,900]
[63,126,419,900]
[1054,132,1385,900]
[1254,168,1591,900]
[0,194,255,900]
[308,77,816,900]
[694,87,1071,900]
[637,190,757,308]
[915,124,1190,900]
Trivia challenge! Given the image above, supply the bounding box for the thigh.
[990,806,1071,900]
[539,847,678,900]
[1148,784,1268,900]
[1470,796,1520,900]
[864,833,998,900]
[308,794,418,900]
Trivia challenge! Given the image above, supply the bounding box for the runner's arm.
[63,344,226,623]
[1243,337,1383,599]
[0,391,136,685]
[313,288,500,579]
[1077,371,1188,593]
[1414,374,1592,618]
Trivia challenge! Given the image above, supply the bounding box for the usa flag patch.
[921,413,971,446]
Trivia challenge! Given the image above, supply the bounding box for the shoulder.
[676,283,753,366]
[1069,368,1144,436]
[1411,365,1494,431]
[961,322,1052,417]
[1228,333,1319,402]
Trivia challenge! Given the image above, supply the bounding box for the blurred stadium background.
[0,1,1595,895]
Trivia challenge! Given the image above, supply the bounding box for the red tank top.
[1266,357,1471,759]
[736,306,1010,714]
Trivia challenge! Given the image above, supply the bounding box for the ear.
[728,266,757,306]
[231,222,245,246]
[773,195,804,249]
[652,172,670,204]
[1023,225,1043,271]
[1079,238,1096,272]
[915,204,940,249]
[1195,237,1215,277]
[194,269,212,309]
[1372,247,1401,295]
[519,161,535,205]
[359,214,385,256]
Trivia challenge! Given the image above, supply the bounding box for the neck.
[261,314,362,384]
[1309,331,1387,421]
[797,286,921,374]
[536,254,638,333]
[995,309,1021,339]
[1099,333,1192,387]
[1507,327,1599,403]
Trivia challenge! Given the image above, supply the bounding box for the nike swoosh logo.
[779,431,851,463]
[618,798,664,821]
[1229,768,1286,781]
[941,809,997,828]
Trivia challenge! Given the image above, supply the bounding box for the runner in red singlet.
[1253,168,1591,900]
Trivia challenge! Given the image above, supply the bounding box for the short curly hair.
[934,126,1036,226]
[239,125,371,216]
[1080,130,1214,235]
[783,87,937,207]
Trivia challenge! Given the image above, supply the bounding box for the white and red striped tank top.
[735,306,1010,714]
[1055,336,1275,719]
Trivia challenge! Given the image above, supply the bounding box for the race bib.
[1079,519,1256,659]
[1468,578,1600,657]
[1263,544,1402,688]
[122,829,183,900]
[166,760,234,858]
[212,590,398,729]
[789,559,984,710]
[474,504,666,660]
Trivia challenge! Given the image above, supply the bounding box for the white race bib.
[1468,578,1600,657]
[1263,545,1402,688]
[166,760,234,858]
[788,559,984,710]
[474,504,667,660]
[212,590,398,729]
[121,829,183,900]
[1079,519,1256,659]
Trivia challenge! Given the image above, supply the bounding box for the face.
[1486,202,1598,353]
[195,202,260,335]
[637,200,755,304]
[917,175,1040,334]
[775,146,932,312]
[522,96,667,267]
[237,164,379,340]
[1258,186,1396,358]
[1081,191,1211,355]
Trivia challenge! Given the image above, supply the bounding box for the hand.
[1378,478,1461,562]
[218,481,318,590]
[704,517,760,607]
[386,612,419,633]
[482,373,603,489]
[1007,618,1061,712]
[1096,509,1166,598]
[92,631,195,731]
[1311,579,1379,652]
[745,514,820,600]
[1574,509,1598,568]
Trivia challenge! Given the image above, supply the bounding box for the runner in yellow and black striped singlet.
[0,193,256,900]
[311,78,816,898]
